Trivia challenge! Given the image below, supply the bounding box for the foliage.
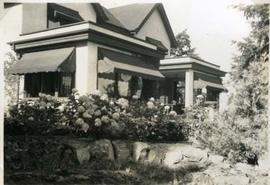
[6,93,62,135]
[170,29,198,57]
[185,4,269,165]
[228,4,269,116]
[4,52,19,107]
[186,104,267,164]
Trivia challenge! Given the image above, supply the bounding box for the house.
[2,2,225,108]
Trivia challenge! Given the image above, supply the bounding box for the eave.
[159,57,226,77]
[8,21,165,59]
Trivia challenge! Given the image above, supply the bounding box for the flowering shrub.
[11,93,61,122]
[5,93,62,135]
[60,90,190,141]
[5,90,190,142]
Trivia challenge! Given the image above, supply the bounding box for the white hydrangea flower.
[100,94,109,101]
[149,97,155,102]
[165,105,170,110]
[147,101,155,109]
[169,110,177,117]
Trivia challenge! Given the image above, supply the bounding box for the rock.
[235,162,255,172]
[64,139,90,149]
[162,144,211,170]
[133,142,150,161]
[90,139,115,161]
[208,154,224,164]
[76,147,91,165]
[112,140,131,162]
[145,149,157,163]
[163,149,183,167]
[62,139,91,165]
[191,173,215,185]
[59,148,78,169]
[217,175,250,185]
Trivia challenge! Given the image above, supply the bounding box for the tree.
[4,52,19,107]
[227,5,269,117]
[170,29,198,57]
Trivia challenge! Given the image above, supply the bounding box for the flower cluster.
[9,93,61,124]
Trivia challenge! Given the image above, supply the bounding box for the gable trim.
[133,3,177,48]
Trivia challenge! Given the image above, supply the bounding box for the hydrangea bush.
[6,93,62,135]
[5,90,190,142]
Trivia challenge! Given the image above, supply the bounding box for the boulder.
[76,147,91,165]
[163,149,183,167]
[63,139,91,165]
[208,154,224,164]
[112,140,131,162]
[163,143,210,169]
[133,142,150,161]
[90,139,115,161]
[191,173,215,185]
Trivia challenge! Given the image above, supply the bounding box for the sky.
[99,0,252,72]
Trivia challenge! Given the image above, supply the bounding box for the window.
[24,72,74,97]
[47,3,83,28]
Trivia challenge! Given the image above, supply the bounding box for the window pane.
[59,72,74,97]
[24,73,41,97]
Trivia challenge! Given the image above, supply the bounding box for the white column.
[75,42,98,95]
[185,70,194,107]
[87,42,98,94]
[18,75,25,99]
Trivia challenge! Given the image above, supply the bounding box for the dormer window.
[47,3,83,28]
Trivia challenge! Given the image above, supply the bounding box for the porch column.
[185,69,194,107]
[75,42,98,95]
[18,76,25,99]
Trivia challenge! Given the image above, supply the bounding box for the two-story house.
[2,2,225,108]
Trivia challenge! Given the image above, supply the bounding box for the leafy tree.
[170,29,198,57]
[228,4,269,117]
[4,52,19,106]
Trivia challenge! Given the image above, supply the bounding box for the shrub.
[5,93,62,135]
[186,104,267,164]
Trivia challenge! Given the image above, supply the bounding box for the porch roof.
[10,47,75,74]
[159,56,226,77]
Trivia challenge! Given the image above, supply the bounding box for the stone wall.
[5,136,211,172]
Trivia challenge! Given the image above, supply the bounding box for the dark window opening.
[206,88,220,102]
[24,72,75,97]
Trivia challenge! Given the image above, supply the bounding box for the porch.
[159,56,226,108]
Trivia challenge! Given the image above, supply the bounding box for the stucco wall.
[59,3,96,23]
[135,9,171,55]
[22,3,47,34]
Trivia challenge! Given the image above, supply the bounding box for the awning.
[98,57,164,80]
[194,79,225,91]
[10,47,75,74]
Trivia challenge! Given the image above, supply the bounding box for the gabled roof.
[109,3,155,31]
[109,3,177,47]
[92,3,130,35]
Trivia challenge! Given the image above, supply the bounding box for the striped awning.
[194,79,225,91]
[10,47,75,74]
[98,57,164,80]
